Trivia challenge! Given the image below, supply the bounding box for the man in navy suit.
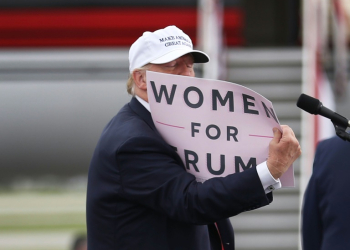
[302,135,350,250]
[86,25,301,250]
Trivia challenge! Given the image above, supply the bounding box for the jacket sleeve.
[117,135,272,225]
[302,175,323,250]
[301,141,325,250]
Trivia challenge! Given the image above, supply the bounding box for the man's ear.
[132,70,147,90]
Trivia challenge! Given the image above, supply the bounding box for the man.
[86,25,301,250]
[302,135,350,250]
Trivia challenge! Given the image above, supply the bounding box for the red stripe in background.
[314,52,321,148]
[0,7,244,47]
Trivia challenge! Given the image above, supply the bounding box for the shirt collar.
[135,95,151,112]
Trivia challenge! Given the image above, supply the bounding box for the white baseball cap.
[129,25,210,72]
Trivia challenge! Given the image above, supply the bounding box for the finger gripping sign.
[146,71,294,187]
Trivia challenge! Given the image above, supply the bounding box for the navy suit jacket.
[302,136,350,250]
[86,97,273,250]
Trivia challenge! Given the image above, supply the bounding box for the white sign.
[146,71,294,187]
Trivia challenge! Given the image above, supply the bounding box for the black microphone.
[296,93,350,128]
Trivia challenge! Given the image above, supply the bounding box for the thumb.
[271,127,282,143]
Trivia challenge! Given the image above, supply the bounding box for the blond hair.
[126,64,151,95]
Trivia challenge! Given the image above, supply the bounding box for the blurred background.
[0,0,349,249]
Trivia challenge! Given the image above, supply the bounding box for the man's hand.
[267,125,301,179]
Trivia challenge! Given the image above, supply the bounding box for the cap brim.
[150,49,210,64]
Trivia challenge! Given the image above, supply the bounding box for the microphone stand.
[333,122,350,142]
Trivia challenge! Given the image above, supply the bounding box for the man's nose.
[178,63,193,76]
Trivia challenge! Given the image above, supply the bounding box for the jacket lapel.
[128,97,158,133]
[128,96,185,167]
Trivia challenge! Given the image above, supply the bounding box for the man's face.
[148,54,195,77]
[133,53,196,102]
